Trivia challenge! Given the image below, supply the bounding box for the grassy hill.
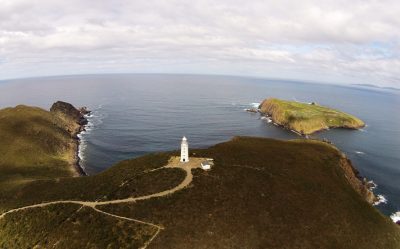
[259,98,365,135]
[99,137,400,249]
[0,104,398,248]
[0,105,79,189]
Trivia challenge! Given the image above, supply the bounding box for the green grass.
[99,137,400,249]
[0,204,80,248]
[0,104,397,248]
[0,204,156,249]
[259,98,365,135]
[0,105,77,189]
[0,153,185,212]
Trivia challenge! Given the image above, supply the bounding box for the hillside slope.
[0,128,398,248]
[259,98,365,135]
[0,102,86,192]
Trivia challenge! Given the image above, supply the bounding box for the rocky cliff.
[338,153,377,204]
[50,101,89,138]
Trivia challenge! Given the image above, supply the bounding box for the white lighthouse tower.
[180,136,189,163]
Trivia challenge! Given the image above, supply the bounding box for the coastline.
[249,108,365,136]
[73,111,90,176]
[275,119,364,136]
[257,98,365,136]
[247,106,377,205]
[68,109,90,177]
[73,131,87,177]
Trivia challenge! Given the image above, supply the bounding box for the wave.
[290,129,302,136]
[260,116,272,123]
[77,107,105,167]
[373,194,387,206]
[367,181,386,206]
[390,212,400,223]
[355,151,365,155]
[250,102,260,108]
[366,180,377,190]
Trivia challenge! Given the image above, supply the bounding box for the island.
[0,102,398,249]
[258,98,365,135]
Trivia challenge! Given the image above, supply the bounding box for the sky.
[0,0,399,87]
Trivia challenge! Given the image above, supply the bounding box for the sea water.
[0,74,399,218]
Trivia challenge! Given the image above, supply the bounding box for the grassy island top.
[259,98,365,135]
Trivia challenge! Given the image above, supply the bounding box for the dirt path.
[0,157,210,249]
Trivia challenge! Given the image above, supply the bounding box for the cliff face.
[50,101,89,176]
[258,98,365,135]
[338,154,377,204]
[50,101,89,137]
[0,102,88,185]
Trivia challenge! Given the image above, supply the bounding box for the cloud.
[0,0,399,86]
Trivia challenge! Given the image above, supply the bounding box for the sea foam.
[250,102,260,108]
[77,105,105,169]
[373,194,387,206]
[390,212,400,223]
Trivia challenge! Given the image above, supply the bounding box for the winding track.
[0,157,209,249]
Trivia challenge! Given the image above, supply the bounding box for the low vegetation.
[0,105,77,190]
[0,104,397,248]
[259,98,365,135]
[100,137,400,249]
[0,155,185,212]
[0,204,156,249]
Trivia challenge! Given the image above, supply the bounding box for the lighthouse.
[180,136,189,163]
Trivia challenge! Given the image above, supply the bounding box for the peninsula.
[0,101,88,188]
[0,103,398,249]
[258,98,365,135]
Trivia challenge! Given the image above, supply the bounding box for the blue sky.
[0,0,399,87]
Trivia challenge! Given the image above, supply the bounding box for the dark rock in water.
[79,106,91,115]
[245,108,258,113]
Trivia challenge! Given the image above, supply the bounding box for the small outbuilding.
[201,160,212,170]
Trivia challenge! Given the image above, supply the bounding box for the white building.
[201,161,211,170]
[180,136,189,163]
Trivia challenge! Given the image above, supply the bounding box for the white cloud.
[0,0,399,86]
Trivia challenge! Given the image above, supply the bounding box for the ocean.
[0,74,399,219]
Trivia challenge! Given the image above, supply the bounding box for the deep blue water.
[0,74,399,218]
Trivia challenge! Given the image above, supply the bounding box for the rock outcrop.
[50,101,90,138]
[50,101,89,176]
[338,153,377,204]
[50,101,89,127]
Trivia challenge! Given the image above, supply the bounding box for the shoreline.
[264,113,365,136]
[247,106,378,206]
[74,134,87,176]
[250,108,365,136]
[72,111,90,177]
[256,98,366,136]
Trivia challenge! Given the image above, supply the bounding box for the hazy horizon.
[1,73,400,91]
[1,1,399,87]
